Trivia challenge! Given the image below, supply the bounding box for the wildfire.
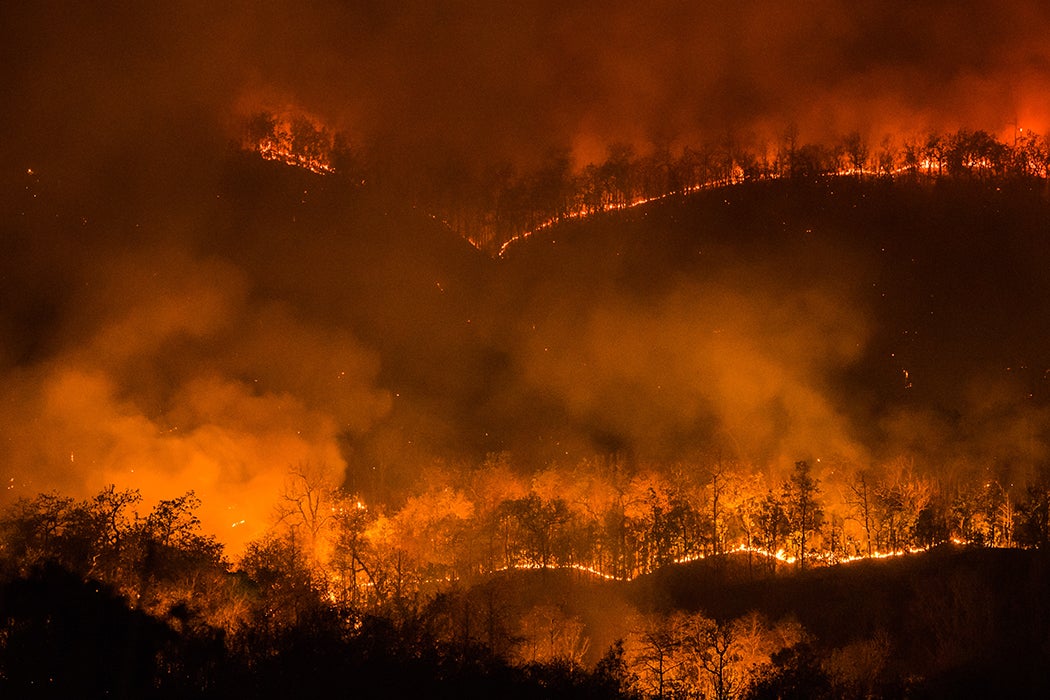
[244,111,337,175]
[486,127,1035,257]
[494,561,622,582]
[490,543,941,583]
[256,139,335,175]
[497,182,718,258]
[835,546,926,565]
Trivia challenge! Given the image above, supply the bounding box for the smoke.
[5,1,1050,182]
[4,1,1050,549]
[880,373,1050,486]
[0,245,390,553]
[498,235,873,468]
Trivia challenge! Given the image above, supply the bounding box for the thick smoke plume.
[505,269,870,468]
[5,2,1050,178]
[0,245,390,552]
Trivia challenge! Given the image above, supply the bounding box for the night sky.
[5,2,1050,174]
[3,1,1050,549]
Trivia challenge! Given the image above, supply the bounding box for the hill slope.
[474,546,1050,697]
[489,176,1050,467]
[6,157,1050,500]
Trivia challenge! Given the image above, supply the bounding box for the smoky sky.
[5,0,1050,178]
[4,1,1050,548]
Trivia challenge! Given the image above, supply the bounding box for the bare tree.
[842,131,870,175]
[783,461,823,570]
[846,469,876,555]
[274,462,339,563]
[515,604,590,666]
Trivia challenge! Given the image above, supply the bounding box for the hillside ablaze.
[245,111,337,175]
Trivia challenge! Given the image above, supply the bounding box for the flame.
[490,131,1033,257]
[256,138,335,175]
[497,181,718,258]
[244,112,336,175]
[486,543,946,583]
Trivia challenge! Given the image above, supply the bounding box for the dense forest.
[3,454,1050,697]
[6,117,1050,698]
[10,2,1050,696]
[244,113,1050,253]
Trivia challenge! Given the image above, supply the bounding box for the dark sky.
[4,1,1050,175]
[3,1,1050,549]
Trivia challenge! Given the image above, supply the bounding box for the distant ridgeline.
[242,113,1050,255]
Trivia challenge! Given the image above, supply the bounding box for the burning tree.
[244,110,337,175]
[783,461,823,570]
[628,610,803,699]
[273,462,340,564]
[1016,478,1050,549]
[328,493,376,609]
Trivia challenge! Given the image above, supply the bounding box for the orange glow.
[256,138,335,175]
[245,112,337,175]
[488,543,945,583]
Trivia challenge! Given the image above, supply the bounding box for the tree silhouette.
[783,461,823,570]
[1016,479,1050,549]
[841,131,869,175]
[0,564,177,697]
